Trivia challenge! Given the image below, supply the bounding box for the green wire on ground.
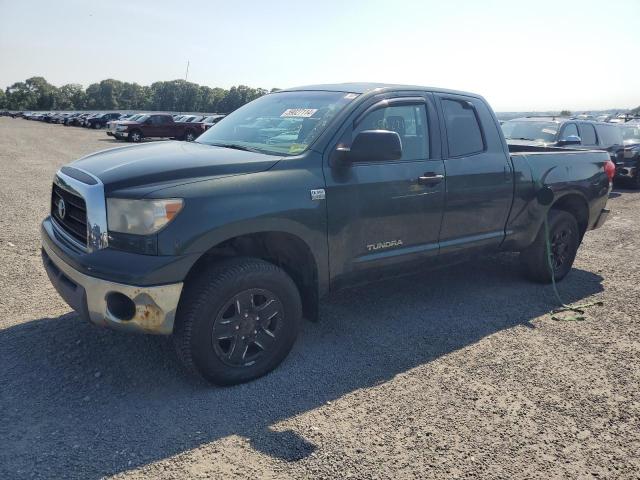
[543,216,603,321]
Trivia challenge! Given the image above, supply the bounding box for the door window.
[442,99,484,157]
[354,104,429,161]
[560,123,579,140]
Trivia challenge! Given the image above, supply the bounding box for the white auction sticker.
[281,108,318,118]
[542,128,557,135]
[344,93,358,99]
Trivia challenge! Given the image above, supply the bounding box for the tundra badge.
[367,240,403,251]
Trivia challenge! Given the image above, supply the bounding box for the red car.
[111,113,206,142]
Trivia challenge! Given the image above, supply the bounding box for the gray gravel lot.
[0,117,639,479]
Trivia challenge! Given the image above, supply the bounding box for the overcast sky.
[1,0,638,111]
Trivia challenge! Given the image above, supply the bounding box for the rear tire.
[184,129,195,142]
[520,209,580,283]
[173,257,302,385]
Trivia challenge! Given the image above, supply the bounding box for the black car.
[615,124,640,188]
[502,117,625,162]
[86,112,122,129]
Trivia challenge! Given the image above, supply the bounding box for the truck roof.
[283,82,481,98]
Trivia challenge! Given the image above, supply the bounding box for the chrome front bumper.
[41,238,183,335]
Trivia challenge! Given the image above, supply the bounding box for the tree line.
[0,76,278,113]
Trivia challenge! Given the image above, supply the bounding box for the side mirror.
[332,130,402,166]
[557,135,581,146]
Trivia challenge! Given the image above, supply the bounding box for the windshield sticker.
[289,143,307,154]
[281,108,318,118]
[344,93,358,100]
[542,128,557,135]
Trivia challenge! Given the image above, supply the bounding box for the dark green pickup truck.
[42,83,613,384]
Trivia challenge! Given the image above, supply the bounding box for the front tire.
[128,130,143,142]
[173,258,302,385]
[520,210,580,283]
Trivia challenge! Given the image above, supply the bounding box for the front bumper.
[593,208,610,230]
[41,232,183,335]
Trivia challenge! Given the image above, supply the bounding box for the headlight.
[107,198,183,235]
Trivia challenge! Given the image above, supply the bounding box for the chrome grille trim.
[52,168,108,252]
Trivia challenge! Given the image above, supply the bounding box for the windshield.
[196,90,359,156]
[136,114,150,123]
[501,120,559,143]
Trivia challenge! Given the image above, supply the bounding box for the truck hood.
[70,141,281,196]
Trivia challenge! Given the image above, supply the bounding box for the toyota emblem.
[57,198,66,220]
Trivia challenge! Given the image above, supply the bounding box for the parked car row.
[3,110,226,142]
[501,117,640,189]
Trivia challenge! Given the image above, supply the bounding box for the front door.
[323,95,446,287]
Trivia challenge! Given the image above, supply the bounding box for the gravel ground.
[0,117,638,480]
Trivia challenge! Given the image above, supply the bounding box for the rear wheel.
[128,130,143,142]
[520,210,580,283]
[184,129,196,142]
[173,257,302,385]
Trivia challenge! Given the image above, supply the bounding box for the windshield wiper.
[507,137,537,141]
[209,143,261,153]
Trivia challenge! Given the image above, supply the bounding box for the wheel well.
[185,232,319,321]
[550,194,589,239]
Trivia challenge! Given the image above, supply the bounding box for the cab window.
[560,123,579,141]
[580,123,597,145]
[442,99,484,157]
[354,104,429,161]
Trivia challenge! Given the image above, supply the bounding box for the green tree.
[3,75,271,112]
[55,84,86,110]
[5,82,37,110]
[0,89,6,109]
[85,79,123,109]
[560,110,572,116]
[631,106,640,115]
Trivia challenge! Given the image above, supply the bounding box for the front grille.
[51,183,87,246]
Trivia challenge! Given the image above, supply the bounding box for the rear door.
[435,94,514,256]
[323,93,446,287]
[157,115,174,137]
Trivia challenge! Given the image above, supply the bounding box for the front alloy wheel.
[212,289,283,367]
[173,257,302,385]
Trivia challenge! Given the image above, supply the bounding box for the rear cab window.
[442,98,485,157]
[579,123,597,145]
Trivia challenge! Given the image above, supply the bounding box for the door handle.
[417,173,444,186]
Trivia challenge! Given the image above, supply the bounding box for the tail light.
[604,160,615,183]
